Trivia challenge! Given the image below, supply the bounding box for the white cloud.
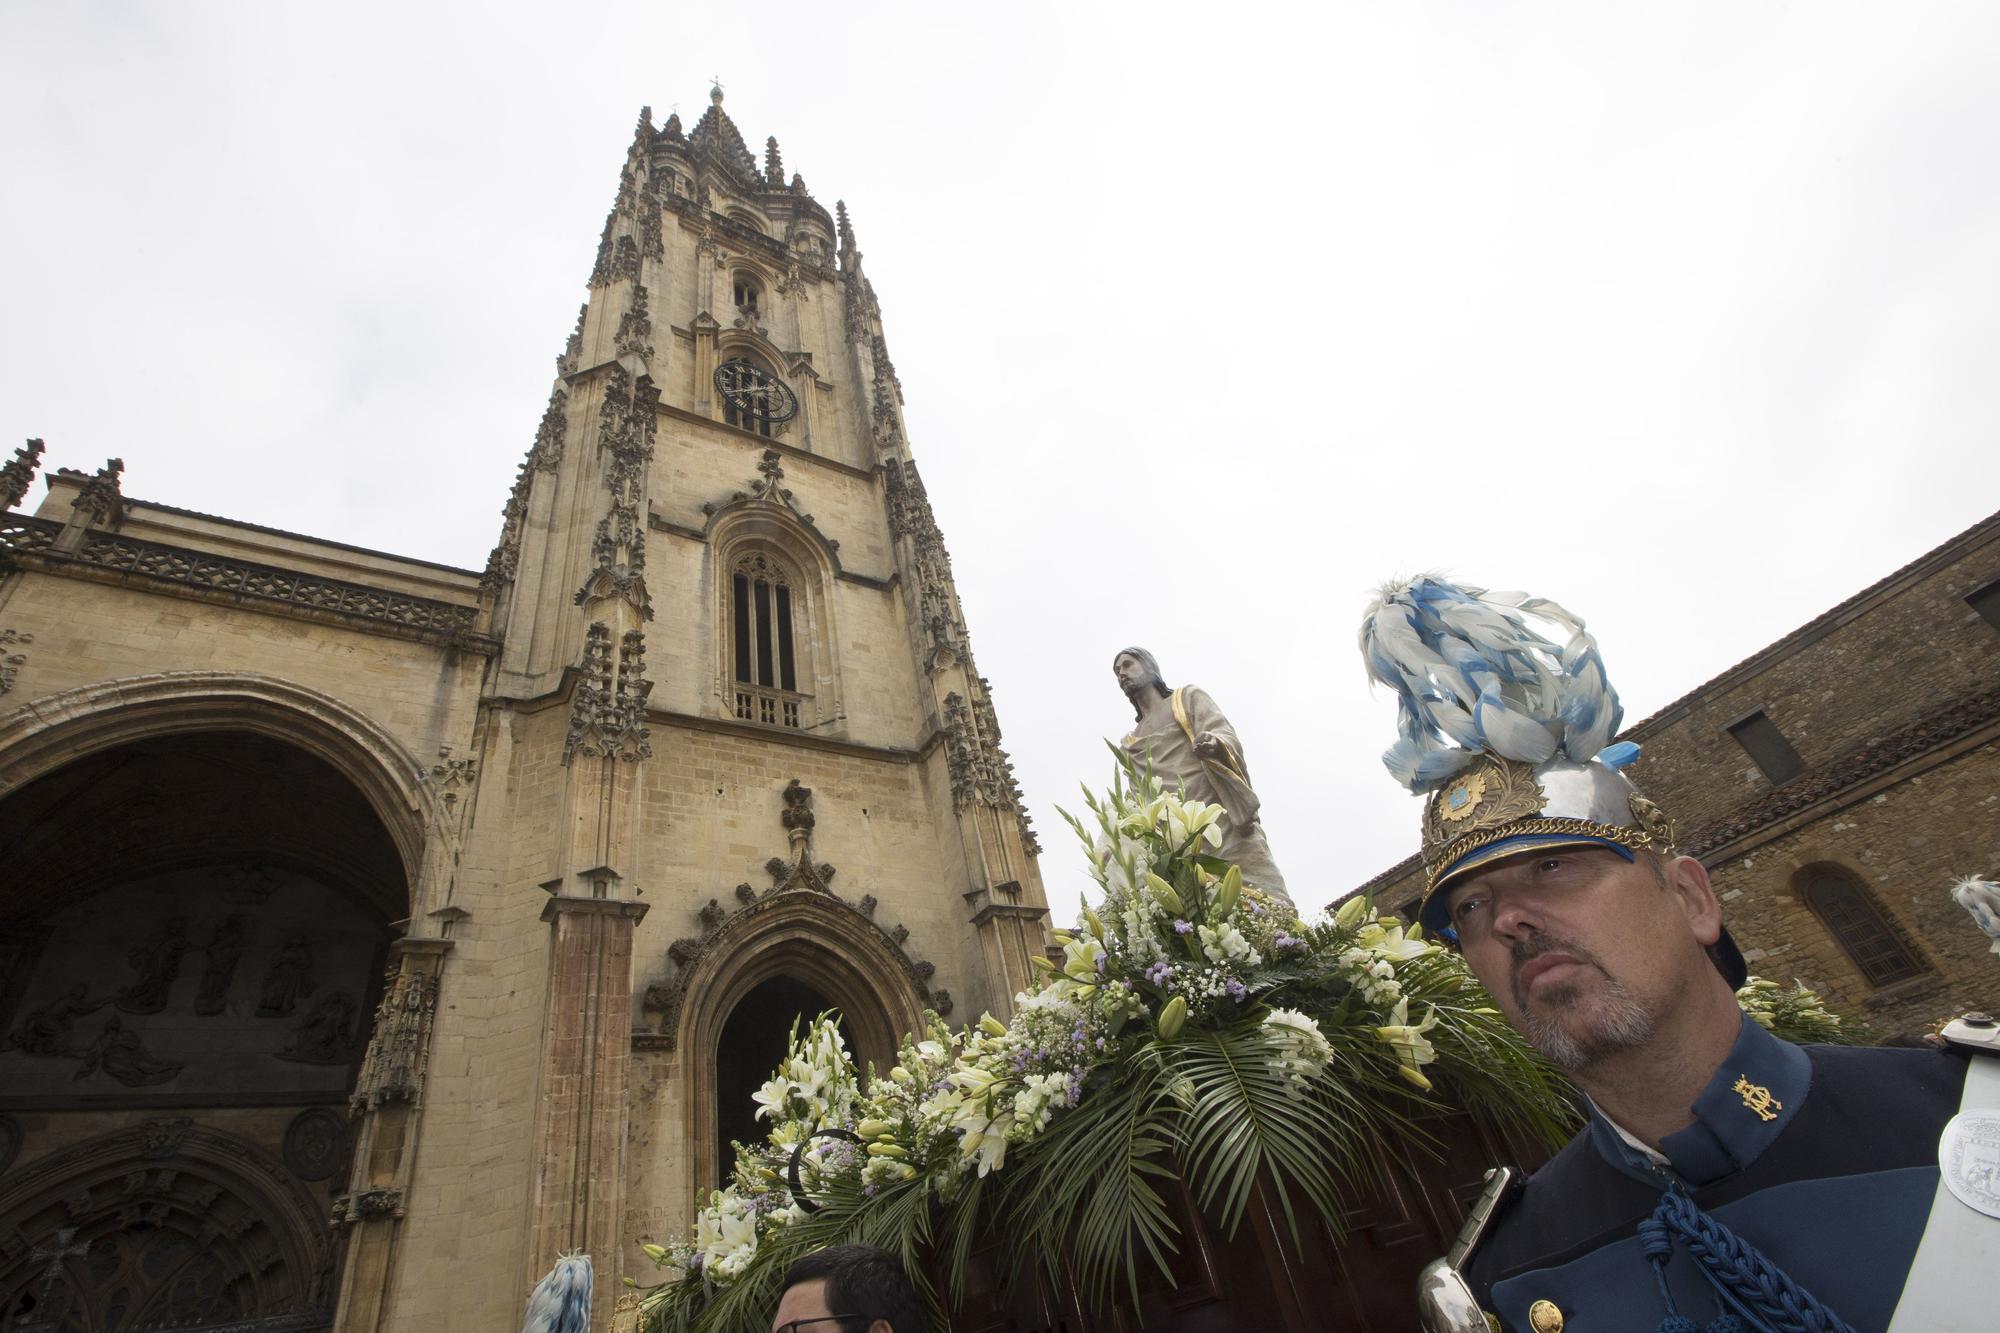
[6,2,1998,928]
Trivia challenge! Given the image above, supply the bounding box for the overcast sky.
[6,4,1999,930]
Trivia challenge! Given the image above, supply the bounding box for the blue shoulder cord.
[1636,1188,1855,1333]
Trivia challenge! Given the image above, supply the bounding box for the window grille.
[731,553,804,728]
[1800,866,1926,987]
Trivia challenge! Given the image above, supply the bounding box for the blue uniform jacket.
[1464,1015,1970,1332]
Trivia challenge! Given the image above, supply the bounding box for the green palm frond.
[995,1047,1182,1310]
[1174,1022,1359,1246]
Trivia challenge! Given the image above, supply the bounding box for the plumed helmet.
[1360,577,1743,986]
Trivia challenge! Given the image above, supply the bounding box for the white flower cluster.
[750,1017,858,1144]
[1262,1007,1332,1086]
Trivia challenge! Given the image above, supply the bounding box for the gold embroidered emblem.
[1628,792,1676,845]
[1439,771,1488,823]
[1733,1075,1782,1122]
[1527,1298,1564,1332]
[1421,755,1548,860]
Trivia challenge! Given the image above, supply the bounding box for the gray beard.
[1511,939,1656,1073]
[1522,975,1655,1072]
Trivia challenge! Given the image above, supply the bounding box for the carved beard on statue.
[1114,646,1172,720]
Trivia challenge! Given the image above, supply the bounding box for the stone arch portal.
[0,1119,336,1330]
[667,890,933,1191]
[0,672,436,907]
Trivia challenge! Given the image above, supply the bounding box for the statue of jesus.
[1113,647,1289,904]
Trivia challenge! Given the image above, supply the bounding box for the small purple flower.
[1225,978,1248,1003]
[1144,961,1173,987]
[1173,919,1194,935]
[1095,952,1109,975]
[1096,1036,1107,1050]
[1273,932,1304,953]
[863,1183,878,1197]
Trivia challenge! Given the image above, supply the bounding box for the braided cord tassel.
[1646,1191,1856,1333]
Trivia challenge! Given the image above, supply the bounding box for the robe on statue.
[1121,686,1290,903]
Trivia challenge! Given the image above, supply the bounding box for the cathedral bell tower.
[468,87,1051,1311]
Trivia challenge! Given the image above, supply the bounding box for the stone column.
[332,936,450,1333]
[526,892,648,1328]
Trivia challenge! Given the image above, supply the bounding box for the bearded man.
[1113,647,1289,904]
[1357,576,1999,1333]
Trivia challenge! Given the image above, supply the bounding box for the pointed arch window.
[1798,864,1926,987]
[731,552,805,727]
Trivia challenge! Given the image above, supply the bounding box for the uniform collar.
[1587,1012,1812,1187]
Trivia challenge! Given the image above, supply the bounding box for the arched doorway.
[674,894,929,1192]
[712,975,854,1174]
[0,725,408,1329]
[0,1120,336,1330]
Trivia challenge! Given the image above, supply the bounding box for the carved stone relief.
[0,867,382,1104]
[483,385,568,591]
[640,780,953,1046]
[116,916,189,1015]
[72,1015,182,1086]
[0,438,45,511]
[66,457,124,525]
[351,967,439,1112]
[277,990,358,1065]
[0,1120,334,1327]
[192,915,246,1015]
[1,512,482,643]
[562,621,651,762]
[257,938,317,1018]
[282,1108,349,1183]
[0,629,31,696]
[614,283,654,360]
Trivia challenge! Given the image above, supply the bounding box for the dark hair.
[779,1244,925,1333]
[1113,646,1173,719]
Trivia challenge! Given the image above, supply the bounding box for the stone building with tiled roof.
[1349,509,2000,1039]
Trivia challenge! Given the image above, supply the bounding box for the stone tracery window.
[1798,863,1926,988]
[730,551,805,728]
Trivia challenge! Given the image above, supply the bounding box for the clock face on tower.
[713,360,799,425]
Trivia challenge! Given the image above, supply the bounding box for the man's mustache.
[1509,934,1611,1008]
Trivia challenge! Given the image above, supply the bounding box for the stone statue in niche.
[194,915,247,1015]
[5,983,108,1057]
[1113,647,1291,904]
[277,989,356,1065]
[257,937,317,1017]
[117,916,190,1015]
[72,1014,183,1086]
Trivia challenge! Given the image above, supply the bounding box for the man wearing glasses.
[770,1244,924,1333]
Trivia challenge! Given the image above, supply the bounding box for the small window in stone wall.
[1799,865,1926,988]
[1726,710,1806,785]
[1968,578,2000,631]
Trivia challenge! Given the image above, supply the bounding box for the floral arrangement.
[640,763,1577,1332]
[1736,975,1858,1045]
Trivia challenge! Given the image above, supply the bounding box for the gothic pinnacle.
[836,200,857,255]
[765,136,784,186]
[636,105,655,140]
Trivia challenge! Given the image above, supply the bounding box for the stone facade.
[1350,510,2000,1040]
[0,90,1048,1331]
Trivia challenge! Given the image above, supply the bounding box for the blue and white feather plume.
[1950,875,2000,956]
[522,1252,592,1333]
[1359,576,1625,793]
